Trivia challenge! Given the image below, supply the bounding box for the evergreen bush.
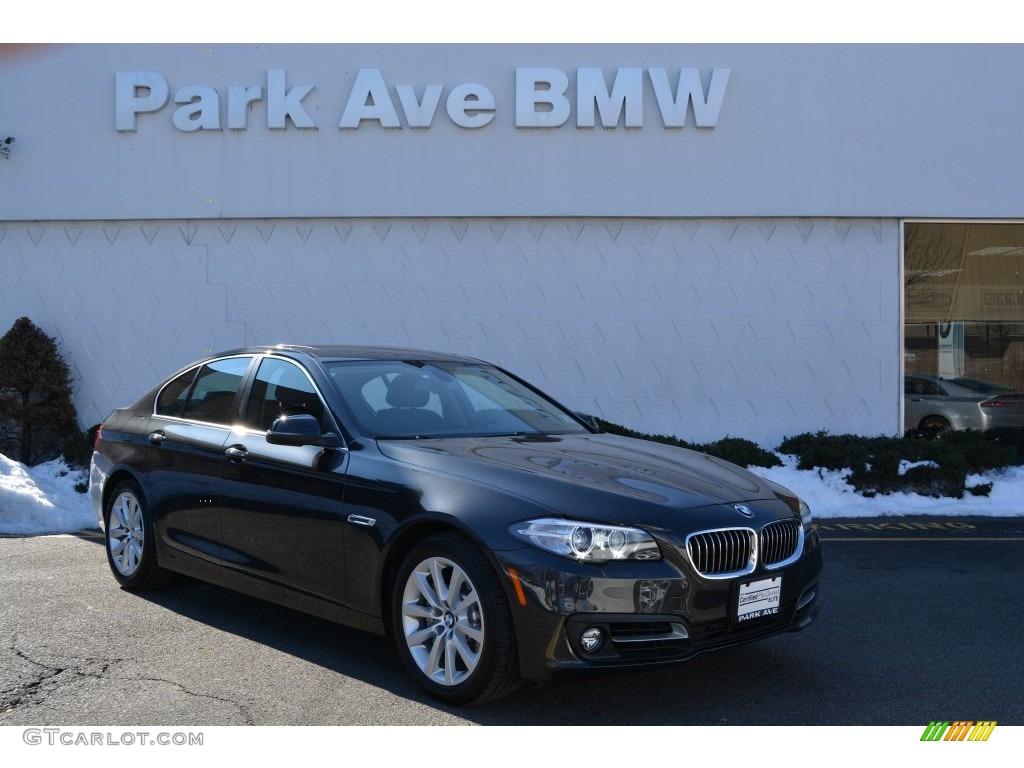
[777,430,1017,498]
[0,317,80,465]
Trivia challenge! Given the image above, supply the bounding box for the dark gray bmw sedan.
[90,344,822,704]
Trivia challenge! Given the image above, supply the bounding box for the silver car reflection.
[904,374,1024,432]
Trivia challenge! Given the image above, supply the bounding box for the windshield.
[325,359,590,439]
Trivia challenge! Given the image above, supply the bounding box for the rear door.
[145,355,254,565]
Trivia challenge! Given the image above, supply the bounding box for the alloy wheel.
[108,491,145,577]
[400,556,485,687]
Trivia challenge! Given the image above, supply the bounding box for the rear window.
[155,357,252,425]
[156,367,198,417]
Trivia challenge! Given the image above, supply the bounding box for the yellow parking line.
[821,537,1024,542]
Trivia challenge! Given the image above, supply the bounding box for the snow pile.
[0,453,97,535]
[751,454,1024,518]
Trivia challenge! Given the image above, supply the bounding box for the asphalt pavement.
[1,517,1022,726]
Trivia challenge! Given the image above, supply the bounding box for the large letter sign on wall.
[516,67,730,129]
[576,68,644,128]
[267,69,316,129]
[173,85,221,131]
[446,83,496,128]
[340,69,402,128]
[395,84,444,128]
[228,84,263,129]
[515,68,571,128]
[114,66,730,133]
[649,68,730,127]
[115,71,169,131]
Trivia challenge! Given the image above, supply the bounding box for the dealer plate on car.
[736,576,781,622]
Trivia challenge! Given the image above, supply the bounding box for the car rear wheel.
[392,533,520,705]
[104,480,173,590]
[918,415,951,433]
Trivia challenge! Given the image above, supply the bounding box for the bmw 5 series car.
[90,344,822,704]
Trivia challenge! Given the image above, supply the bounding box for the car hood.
[376,432,795,521]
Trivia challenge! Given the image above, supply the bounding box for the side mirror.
[267,414,342,448]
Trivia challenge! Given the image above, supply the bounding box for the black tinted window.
[905,378,944,397]
[155,367,198,417]
[243,358,326,431]
[179,357,252,425]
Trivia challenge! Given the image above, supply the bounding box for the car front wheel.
[392,533,520,705]
[104,480,173,590]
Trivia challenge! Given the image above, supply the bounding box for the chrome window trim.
[152,354,255,423]
[243,354,331,427]
[147,414,235,432]
[150,354,347,446]
[152,363,201,417]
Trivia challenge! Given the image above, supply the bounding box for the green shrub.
[62,423,102,470]
[594,418,781,469]
[591,419,1014,499]
[699,436,783,469]
[777,430,1018,498]
[937,429,1017,473]
[0,317,80,465]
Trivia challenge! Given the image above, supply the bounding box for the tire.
[918,415,951,433]
[391,533,521,705]
[104,480,174,590]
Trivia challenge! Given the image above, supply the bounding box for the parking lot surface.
[2,518,1022,726]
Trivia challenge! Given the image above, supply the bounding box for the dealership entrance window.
[904,222,1024,429]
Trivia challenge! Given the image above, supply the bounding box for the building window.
[904,222,1024,429]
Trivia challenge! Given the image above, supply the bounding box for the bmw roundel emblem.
[734,504,755,518]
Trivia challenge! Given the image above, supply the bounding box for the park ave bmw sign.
[115,67,731,132]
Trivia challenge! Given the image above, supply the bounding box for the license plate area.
[736,576,782,623]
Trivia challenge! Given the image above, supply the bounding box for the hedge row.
[594,418,784,469]
[776,430,1018,498]
[596,418,1021,499]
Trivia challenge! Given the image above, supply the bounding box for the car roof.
[216,344,487,365]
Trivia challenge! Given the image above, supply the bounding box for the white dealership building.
[1,44,1022,446]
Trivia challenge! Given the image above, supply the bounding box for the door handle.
[225,445,248,462]
[148,431,166,445]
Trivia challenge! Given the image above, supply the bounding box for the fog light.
[580,626,605,654]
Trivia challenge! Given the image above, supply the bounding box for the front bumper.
[494,528,823,681]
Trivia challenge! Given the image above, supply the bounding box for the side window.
[179,357,252,425]
[156,367,198,417]
[906,378,942,397]
[243,358,326,431]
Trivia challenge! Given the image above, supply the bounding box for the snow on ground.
[0,453,96,535]
[1,450,1022,536]
[750,454,1024,518]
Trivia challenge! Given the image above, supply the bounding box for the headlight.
[799,499,813,531]
[510,518,661,562]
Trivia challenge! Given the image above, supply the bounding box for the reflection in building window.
[904,222,1024,397]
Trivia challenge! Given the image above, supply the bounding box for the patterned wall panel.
[0,218,900,447]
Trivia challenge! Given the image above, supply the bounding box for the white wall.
[0,217,900,447]
[2,44,1023,220]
